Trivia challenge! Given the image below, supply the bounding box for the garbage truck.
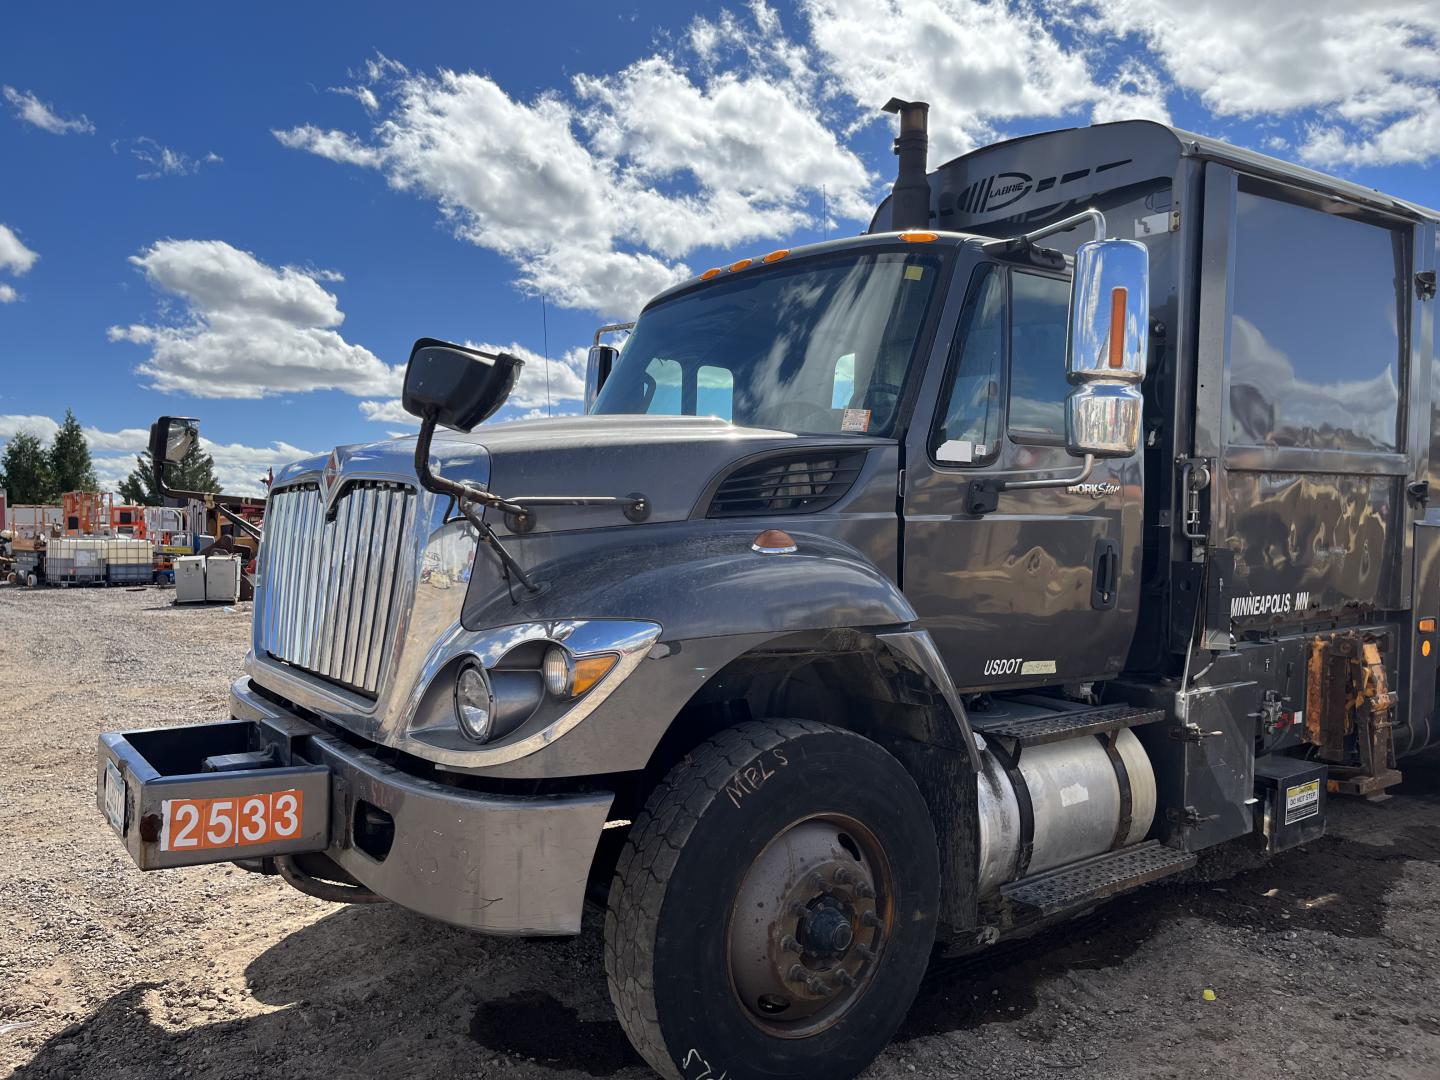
[97,101,1440,1080]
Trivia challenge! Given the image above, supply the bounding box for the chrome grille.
[259,480,415,696]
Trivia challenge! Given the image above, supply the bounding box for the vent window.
[706,451,866,518]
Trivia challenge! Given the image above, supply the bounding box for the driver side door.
[901,262,1141,692]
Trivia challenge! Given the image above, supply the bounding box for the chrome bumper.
[97,678,613,936]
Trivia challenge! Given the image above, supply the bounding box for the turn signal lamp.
[899,231,938,243]
[1108,287,1128,369]
[1420,617,1436,633]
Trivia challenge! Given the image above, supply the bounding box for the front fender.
[456,523,975,779]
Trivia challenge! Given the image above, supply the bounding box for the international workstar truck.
[98,100,1440,1080]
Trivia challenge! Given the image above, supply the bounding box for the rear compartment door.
[1193,164,1422,645]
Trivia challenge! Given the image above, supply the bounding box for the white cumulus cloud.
[0,222,38,303]
[800,0,1170,163]
[0,223,39,276]
[108,239,399,399]
[2,86,94,135]
[273,5,873,317]
[1072,0,1440,168]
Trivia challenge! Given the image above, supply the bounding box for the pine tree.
[48,409,98,493]
[117,454,158,505]
[1,431,55,503]
[119,445,222,504]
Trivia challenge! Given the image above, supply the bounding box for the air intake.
[706,451,867,518]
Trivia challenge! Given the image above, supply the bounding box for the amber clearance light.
[751,529,797,555]
[899,231,938,243]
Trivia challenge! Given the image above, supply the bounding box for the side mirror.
[149,416,198,465]
[402,338,523,432]
[1064,239,1148,458]
[585,344,618,412]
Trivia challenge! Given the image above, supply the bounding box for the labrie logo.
[955,171,1034,215]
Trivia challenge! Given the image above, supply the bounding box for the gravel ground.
[3,584,1440,1080]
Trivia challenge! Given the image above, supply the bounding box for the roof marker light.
[729,258,754,272]
[900,231,938,243]
[701,268,722,280]
[763,249,790,263]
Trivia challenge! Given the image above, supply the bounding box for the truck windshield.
[591,248,948,437]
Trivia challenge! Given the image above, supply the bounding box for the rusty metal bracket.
[1306,633,1402,799]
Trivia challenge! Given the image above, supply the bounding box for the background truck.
[97,101,1440,1080]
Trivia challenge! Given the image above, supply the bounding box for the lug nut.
[781,935,802,954]
[857,944,878,962]
[834,969,857,988]
[833,866,854,885]
[787,965,808,985]
[860,910,880,928]
[805,977,830,996]
[854,881,876,899]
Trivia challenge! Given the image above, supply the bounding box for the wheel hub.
[726,816,892,1037]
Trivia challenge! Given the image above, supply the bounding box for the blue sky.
[1,0,1437,493]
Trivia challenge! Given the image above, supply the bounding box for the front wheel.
[605,720,939,1080]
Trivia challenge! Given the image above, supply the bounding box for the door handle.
[1092,538,1120,610]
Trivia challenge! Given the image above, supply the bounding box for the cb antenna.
[541,293,552,418]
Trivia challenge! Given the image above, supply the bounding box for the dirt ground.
[2,584,1440,1080]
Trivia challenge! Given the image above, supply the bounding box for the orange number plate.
[160,789,305,852]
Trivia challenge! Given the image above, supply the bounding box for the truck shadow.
[12,754,1440,1077]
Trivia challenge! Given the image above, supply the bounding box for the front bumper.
[96,678,613,936]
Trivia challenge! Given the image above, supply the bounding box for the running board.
[970,704,1164,747]
[1000,841,1196,918]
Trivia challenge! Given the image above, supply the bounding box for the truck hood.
[271,415,884,533]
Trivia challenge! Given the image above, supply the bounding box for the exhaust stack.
[883,98,930,231]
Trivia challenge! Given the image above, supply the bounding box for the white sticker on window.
[841,408,871,433]
[937,439,974,463]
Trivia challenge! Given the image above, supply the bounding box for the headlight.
[454,662,495,742]
[543,644,618,699]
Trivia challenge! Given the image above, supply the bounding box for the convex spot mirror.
[585,345,618,413]
[403,338,524,433]
[149,416,199,465]
[1064,238,1149,459]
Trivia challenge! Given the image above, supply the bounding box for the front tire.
[605,720,939,1080]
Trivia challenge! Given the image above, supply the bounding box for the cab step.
[1000,841,1196,918]
[969,703,1164,746]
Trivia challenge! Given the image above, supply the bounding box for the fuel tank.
[976,727,1156,896]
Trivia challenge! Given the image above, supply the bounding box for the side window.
[641,357,682,414]
[932,266,1004,465]
[1007,271,1071,441]
[1229,189,1402,452]
[831,353,855,408]
[697,364,734,420]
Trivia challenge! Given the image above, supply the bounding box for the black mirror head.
[149,416,199,465]
[402,338,524,432]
